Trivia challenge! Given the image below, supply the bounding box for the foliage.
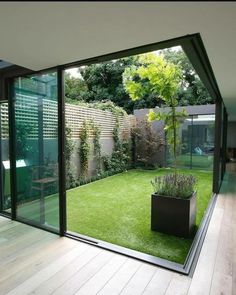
[65,72,88,101]
[78,57,139,114]
[65,99,127,117]
[65,57,160,114]
[113,117,121,150]
[65,125,76,189]
[90,100,127,116]
[65,49,213,115]
[151,173,196,199]
[68,115,130,186]
[65,126,74,162]
[102,117,131,174]
[161,48,214,106]
[123,53,188,174]
[78,117,131,182]
[79,120,90,178]
[149,108,187,172]
[90,121,102,175]
[132,119,165,169]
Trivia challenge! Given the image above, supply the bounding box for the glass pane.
[191,114,215,170]
[167,114,215,170]
[176,118,192,168]
[14,72,59,231]
[0,102,11,213]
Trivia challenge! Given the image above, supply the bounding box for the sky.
[66,67,81,78]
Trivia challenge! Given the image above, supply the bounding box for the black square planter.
[151,191,197,238]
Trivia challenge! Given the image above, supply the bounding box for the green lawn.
[67,168,213,264]
[177,154,214,169]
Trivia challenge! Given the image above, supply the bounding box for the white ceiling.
[0,2,236,119]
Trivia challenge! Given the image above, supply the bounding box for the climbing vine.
[102,116,131,173]
[65,125,76,188]
[113,116,122,151]
[91,121,102,175]
[79,120,90,178]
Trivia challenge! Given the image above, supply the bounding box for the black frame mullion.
[58,67,66,236]
[221,107,228,179]
[213,99,222,193]
[190,116,193,170]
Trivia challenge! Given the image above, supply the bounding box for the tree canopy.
[65,48,214,114]
[161,48,213,105]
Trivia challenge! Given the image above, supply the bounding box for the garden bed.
[67,168,213,264]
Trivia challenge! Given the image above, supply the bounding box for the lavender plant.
[151,174,196,199]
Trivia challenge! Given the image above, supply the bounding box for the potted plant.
[150,173,196,237]
[123,53,197,237]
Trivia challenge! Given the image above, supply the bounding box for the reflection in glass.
[191,115,215,170]
[168,114,215,170]
[14,73,59,231]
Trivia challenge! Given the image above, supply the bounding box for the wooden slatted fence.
[0,94,135,139]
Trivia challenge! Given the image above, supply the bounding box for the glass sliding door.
[168,114,215,170]
[0,102,11,214]
[191,114,215,170]
[176,117,192,168]
[13,71,60,232]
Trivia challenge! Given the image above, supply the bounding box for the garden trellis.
[0,94,135,139]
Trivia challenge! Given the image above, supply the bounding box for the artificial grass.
[176,154,214,169]
[66,168,213,264]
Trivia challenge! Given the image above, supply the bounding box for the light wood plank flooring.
[0,170,235,295]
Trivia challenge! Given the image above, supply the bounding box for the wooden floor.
[0,170,235,295]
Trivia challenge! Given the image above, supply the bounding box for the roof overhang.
[0,2,235,119]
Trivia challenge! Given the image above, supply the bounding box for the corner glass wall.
[13,72,59,231]
[168,114,215,170]
[191,114,215,170]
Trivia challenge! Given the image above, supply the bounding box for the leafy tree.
[79,120,90,178]
[90,121,102,175]
[65,72,88,101]
[78,57,137,113]
[65,48,213,114]
[123,53,187,176]
[65,57,158,114]
[161,48,214,105]
[132,119,165,169]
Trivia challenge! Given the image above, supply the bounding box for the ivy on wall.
[91,121,102,175]
[79,120,90,178]
[102,116,131,174]
[66,116,132,188]
[65,125,76,188]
